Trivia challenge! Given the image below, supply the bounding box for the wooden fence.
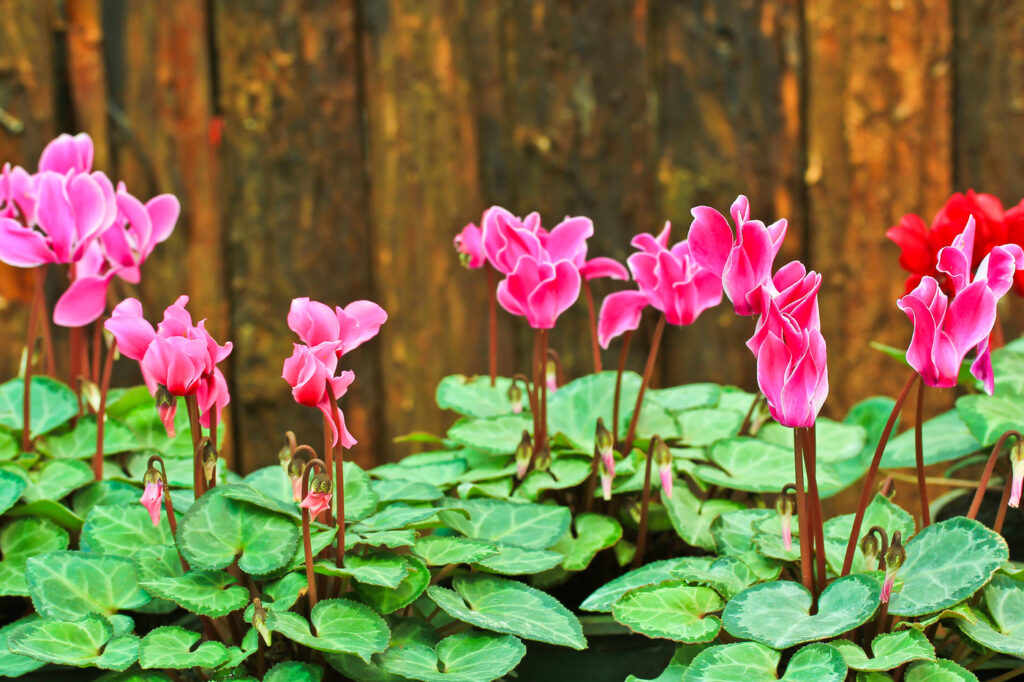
[1,0,1022,473]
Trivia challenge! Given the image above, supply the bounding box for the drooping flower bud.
[546,359,558,394]
[776,492,795,551]
[508,383,523,415]
[1010,440,1024,509]
[288,461,304,502]
[599,451,614,501]
[881,532,906,604]
[140,467,165,526]
[595,418,615,479]
[251,599,271,646]
[80,379,101,413]
[200,438,217,484]
[860,533,879,564]
[534,447,551,473]
[515,430,533,479]
[299,473,333,519]
[653,437,673,499]
[278,444,292,473]
[154,384,176,438]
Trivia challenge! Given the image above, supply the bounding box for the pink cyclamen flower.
[299,489,332,520]
[140,478,164,526]
[287,297,387,357]
[496,255,581,329]
[38,133,95,175]
[454,222,486,269]
[580,256,630,281]
[755,308,828,428]
[282,344,357,448]
[747,261,822,355]
[0,163,36,221]
[688,195,787,316]
[291,474,303,503]
[482,206,594,275]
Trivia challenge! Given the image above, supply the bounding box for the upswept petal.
[544,216,593,265]
[338,300,388,353]
[730,195,750,227]
[38,133,93,175]
[597,290,649,348]
[0,217,55,266]
[937,215,976,295]
[581,256,629,281]
[105,298,157,362]
[53,272,116,327]
[974,244,1024,298]
[945,281,996,362]
[687,206,733,276]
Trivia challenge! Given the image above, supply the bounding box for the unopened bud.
[278,445,292,472]
[595,418,615,478]
[143,466,163,487]
[652,438,674,499]
[534,448,551,473]
[252,599,271,646]
[80,379,101,413]
[546,360,558,393]
[1010,440,1024,509]
[880,532,905,604]
[508,384,523,415]
[776,494,795,552]
[515,431,533,479]
[154,385,175,409]
[860,534,879,562]
[201,439,217,484]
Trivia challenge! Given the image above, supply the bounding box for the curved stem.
[92,335,116,481]
[966,429,1020,520]
[612,331,633,445]
[994,467,1014,536]
[914,380,930,528]
[624,315,666,454]
[738,395,762,436]
[792,429,814,596]
[841,371,918,576]
[300,458,327,609]
[325,382,346,571]
[487,267,497,386]
[632,437,657,570]
[148,454,187,571]
[583,279,602,373]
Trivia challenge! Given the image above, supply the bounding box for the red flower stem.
[325,382,346,570]
[994,471,1015,536]
[623,315,666,454]
[802,426,827,599]
[841,371,918,576]
[69,325,82,410]
[539,328,549,454]
[531,330,542,455]
[90,320,101,384]
[966,429,1020,521]
[208,408,218,488]
[148,454,188,571]
[583,278,602,373]
[35,268,55,377]
[914,380,931,528]
[738,395,762,436]
[185,395,204,499]
[300,458,326,609]
[584,442,599,513]
[487,267,497,387]
[22,269,42,452]
[92,335,116,481]
[792,429,815,597]
[632,436,657,570]
[612,330,633,445]
[319,413,334,529]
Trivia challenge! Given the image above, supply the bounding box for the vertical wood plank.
[805,0,953,414]
[214,0,378,471]
[66,0,110,170]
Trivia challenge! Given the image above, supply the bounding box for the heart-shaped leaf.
[889,517,1008,617]
[0,617,46,677]
[7,613,139,671]
[27,551,151,620]
[904,660,978,681]
[354,554,430,614]
[625,643,710,682]
[440,498,570,550]
[547,371,640,453]
[674,409,745,447]
[650,383,721,413]
[672,556,759,600]
[314,551,409,588]
[81,503,173,556]
[22,458,93,502]
[265,661,324,682]
[378,631,526,682]
[412,535,498,566]
[683,642,846,681]
[612,581,723,643]
[428,573,586,649]
[0,429,19,462]
[448,415,533,455]
[373,479,444,503]
[37,416,137,459]
[0,377,78,437]
[374,454,468,487]
[474,544,564,575]
[436,375,519,418]
[581,558,697,612]
[72,480,144,517]
[139,626,229,669]
[135,545,248,619]
[882,411,981,467]
[831,629,936,671]
[956,394,1024,447]
[5,498,84,531]
[958,572,1024,655]
[710,509,783,580]
[663,484,744,551]
[554,513,622,572]
[352,503,439,533]
[694,438,845,498]
[0,468,27,515]
[266,598,389,662]
[723,575,881,649]
[0,516,69,596]
[177,485,299,576]
[513,456,592,500]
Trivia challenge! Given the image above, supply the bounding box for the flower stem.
[966,429,1020,521]
[631,437,657,570]
[738,395,762,436]
[35,268,55,376]
[994,473,1014,536]
[207,409,218,488]
[22,270,42,453]
[584,440,599,513]
[583,279,602,373]
[185,395,204,499]
[325,382,346,571]
[914,380,930,528]
[624,315,666,454]
[92,335,115,481]
[539,328,549,454]
[300,458,327,609]
[90,320,101,384]
[320,413,335,529]
[792,429,815,597]
[802,426,827,599]
[612,330,632,445]
[487,267,497,387]
[70,325,83,414]
[841,371,918,576]
[148,454,188,571]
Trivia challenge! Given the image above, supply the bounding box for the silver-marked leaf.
[314,551,408,588]
[448,415,533,455]
[412,535,498,566]
[81,504,173,556]
[547,371,641,453]
[723,575,881,649]
[758,418,866,462]
[0,377,78,437]
[612,581,723,643]
[353,503,439,533]
[349,529,416,549]
[956,394,1024,447]
[474,544,564,575]
[72,480,143,517]
[882,411,982,468]
[37,416,137,459]
[373,457,468,488]
[0,468,27,515]
[959,572,1024,655]
[373,479,443,503]
[139,626,229,669]
[342,460,380,522]
[663,484,744,551]
[626,643,710,682]
[683,642,846,682]
[177,485,299,576]
[428,574,585,649]
[710,509,783,580]
[122,401,213,458]
[822,494,916,575]
[0,617,46,677]
[27,551,150,620]
[440,498,570,550]
[831,629,936,671]
[436,375,519,418]
[889,517,1008,617]
[135,546,247,619]
[513,456,592,500]
[554,513,622,572]
[7,613,139,671]
[265,661,324,682]
[581,558,696,612]
[266,598,389,663]
[674,409,745,447]
[650,383,721,413]
[22,458,93,502]
[694,438,845,498]
[378,631,525,682]
[0,516,69,597]
[0,429,18,462]
[672,556,759,600]
[5,498,84,531]
[904,660,978,681]
[355,554,430,614]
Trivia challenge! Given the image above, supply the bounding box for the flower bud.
[252,599,271,646]
[776,495,795,552]
[653,437,674,499]
[534,447,551,473]
[154,384,175,409]
[595,418,615,479]
[140,467,165,527]
[288,462,304,502]
[80,379,101,413]
[860,533,879,562]
[546,359,558,393]
[278,445,292,473]
[201,439,217,484]
[515,430,533,479]
[1010,440,1024,509]
[507,384,523,415]
[881,533,905,604]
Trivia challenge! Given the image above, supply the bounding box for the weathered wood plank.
[213,0,378,471]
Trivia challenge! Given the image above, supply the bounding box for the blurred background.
[0,0,1022,475]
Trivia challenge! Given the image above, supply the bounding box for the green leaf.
[177,485,300,576]
[355,554,430,614]
[436,375,519,418]
[6,498,84,531]
[353,503,439,533]
[474,544,564,575]
[428,573,585,649]
[674,409,745,447]
[989,348,1024,396]
[710,509,783,580]
[889,517,1008,617]
[0,467,28,515]
[958,572,1024,655]
[378,631,526,682]
[831,629,936,671]
[125,452,229,488]
[447,414,533,455]
[373,455,468,488]
[314,551,409,588]
[135,546,248,618]
[139,626,229,669]
[581,558,697,612]
[0,617,46,677]
[81,503,173,556]
[325,618,431,681]
[956,394,1024,447]
[22,458,93,501]
[440,498,570,550]
[412,535,498,566]
[683,642,846,682]
[904,660,978,682]
[663,485,744,551]
[265,661,324,682]
[758,418,866,462]
[722,575,881,649]
[122,401,204,458]
[266,598,389,662]
[342,460,380,521]
[882,411,982,467]
[0,377,78,437]
[7,613,139,671]
[821,494,916,575]
[38,415,138,459]
[27,551,151,619]
[650,384,721,413]
[373,479,443,503]
[73,480,144,517]
[0,429,21,462]
[672,556,759,600]
[105,385,156,418]
[626,643,710,682]
[693,438,844,498]
[513,456,592,500]
[349,529,416,549]
[547,371,640,453]
[613,581,723,643]
[556,513,622,572]
[0,516,69,596]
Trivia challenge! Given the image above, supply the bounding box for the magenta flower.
[0,163,36,221]
[287,297,387,357]
[755,307,828,429]
[38,133,95,175]
[496,256,581,329]
[687,195,787,316]
[580,256,629,282]
[282,344,357,448]
[140,477,164,526]
[299,488,332,520]
[747,261,822,355]
[454,222,486,269]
